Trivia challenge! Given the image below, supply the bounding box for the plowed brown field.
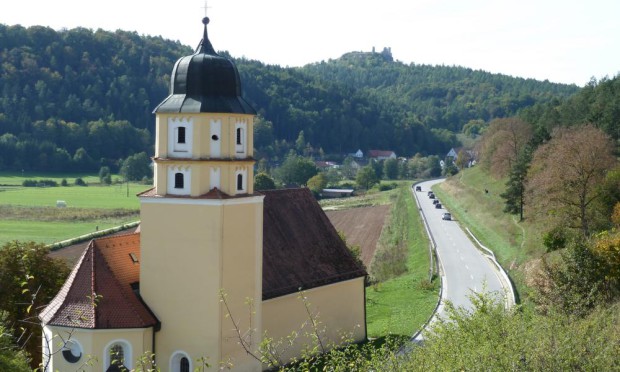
[325,205,390,267]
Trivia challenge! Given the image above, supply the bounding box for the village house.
[367,149,397,160]
[40,17,367,372]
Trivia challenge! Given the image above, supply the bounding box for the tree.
[295,130,306,154]
[120,152,152,181]
[99,165,112,185]
[356,165,379,190]
[526,125,617,237]
[307,173,328,195]
[276,152,318,186]
[0,321,30,372]
[0,241,70,367]
[254,172,276,191]
[477,117,533,178]
[383,158,399,180]
[500,146,531,221]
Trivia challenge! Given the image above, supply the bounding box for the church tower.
[138,17,263,371]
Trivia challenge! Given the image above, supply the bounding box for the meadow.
[0,172,147,246]
[322,183,439,338]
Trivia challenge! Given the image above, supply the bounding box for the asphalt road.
[415,178,505,318]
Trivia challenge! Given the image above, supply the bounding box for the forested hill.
[0,24,579,172]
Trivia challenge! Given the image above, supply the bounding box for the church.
[40,17,367,372]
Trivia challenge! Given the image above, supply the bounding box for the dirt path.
[325,205,391,268]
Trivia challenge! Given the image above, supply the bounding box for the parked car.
[427,191,433,196]
[435,203,442,209]
[415,185,422,191]
[429,193,435,199]
[442,212,452,220]
[432,199,439,205]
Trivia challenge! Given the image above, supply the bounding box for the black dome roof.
[154,17,256,114]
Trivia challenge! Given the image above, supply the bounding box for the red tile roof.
[261,188,367,299]
[43,188,366,328]
[368,150,396,158]
[40,233,158,329]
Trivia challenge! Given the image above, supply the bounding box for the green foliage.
[0,24,580,173]
[500,146,531,220]
[22,179,57,187]
[74,177,86,186]
[0,241,70,367]
[99,166,112,185]
[275,153,317,186]
[254,172,276,191]
[382,158,399,180]
[369,187,409,282]
[355,166,379,190]
[306,173,327,195]
[542,226,569,252]
[405,292,620,371]
[0,320,30,372]
[120,152,152,181]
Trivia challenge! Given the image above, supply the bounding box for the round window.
[62,340,82,363]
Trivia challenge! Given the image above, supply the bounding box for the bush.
[74,177,87,186]
[22,179,57,187]
[60,178,68,186]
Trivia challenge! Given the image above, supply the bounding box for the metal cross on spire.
[202,0,212,18]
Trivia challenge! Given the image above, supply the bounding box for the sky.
[1,0,619,87]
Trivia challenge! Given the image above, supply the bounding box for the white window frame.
[170,351,192,372]
[103,339,132,372]
[235,168,247,194]
[234,122,247,158]
[168,117,193,156]
[167,166,191,195]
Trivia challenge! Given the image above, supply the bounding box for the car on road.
[432,199,439,205]
[442,212,451,220]
[428,193,435,199]
[415,185,422,191]
[435,203,442,209]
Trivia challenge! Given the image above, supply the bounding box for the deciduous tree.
[0,241,70,367]
[477,117,533,178]
[526,125,617,236]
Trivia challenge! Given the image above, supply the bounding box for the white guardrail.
[465,227,516,309]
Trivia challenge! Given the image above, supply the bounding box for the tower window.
[177,126,186,144]
[174,173,184,189]
[237,173,243,191]
[236,127,242,145]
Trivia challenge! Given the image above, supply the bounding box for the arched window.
[170,351,192,372]
[180,357,190,372]
[174,173,184,189]
[104,340,132,371]
[237,173,243,191]
[234,122,247,157]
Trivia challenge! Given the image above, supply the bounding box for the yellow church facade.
[40,16,366,372]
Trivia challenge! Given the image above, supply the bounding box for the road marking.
[465,265,469,270]
[470,274,474,280]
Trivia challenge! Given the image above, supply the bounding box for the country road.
[413,179,507,338]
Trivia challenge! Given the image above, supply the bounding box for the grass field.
[323,183,439,338]
[0,172,148,245]
[366,184,438,338]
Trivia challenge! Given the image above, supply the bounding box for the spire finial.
[196,12,216,55]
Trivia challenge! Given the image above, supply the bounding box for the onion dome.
[154,17,256,114]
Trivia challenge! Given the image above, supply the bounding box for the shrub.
[74,178,87,186]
